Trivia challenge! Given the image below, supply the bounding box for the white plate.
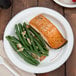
[53,0,76,8]
[3,7,74,73]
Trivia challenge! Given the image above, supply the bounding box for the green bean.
[19,52,38,65]
[6,36,39,65]
[7,36,40,58]
[18,24,41,57]
[24,33,41,57]
[6,22,49,65]
[18,24,30,46]
[18,23,24,33]
[7,36,39,64]
[24,25,48,51]
[22,22,46,48]
[15,25,30,50]
[23,25,48,56]
[15,24,25,45]
[23,23,32,40]
[34,39,48,56]
[29,27,46,47]
[23,51,39,64]
[11,36,39,64]
[23,23,41,57]
[6,36,18,51]
[6,36,19,44]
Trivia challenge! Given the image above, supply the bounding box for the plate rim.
[3,7,74,73]
[53,0,76,8]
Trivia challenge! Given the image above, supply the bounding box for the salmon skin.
[29,14,67,49]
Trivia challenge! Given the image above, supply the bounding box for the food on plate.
[6,23,48,66]
[6,14,67,66]
[29,14,67,49]
[72,0,76,2]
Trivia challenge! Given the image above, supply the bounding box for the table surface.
[0,0,76,76]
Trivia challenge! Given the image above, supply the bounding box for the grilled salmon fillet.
[29,14,67,49]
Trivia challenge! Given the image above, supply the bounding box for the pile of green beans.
[6,22,49,66]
